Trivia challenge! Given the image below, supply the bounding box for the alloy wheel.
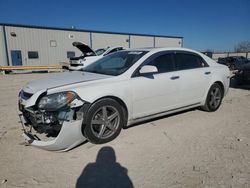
[90,106,120,139]
[209,87,222,109]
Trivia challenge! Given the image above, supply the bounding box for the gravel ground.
[0,73,250,188]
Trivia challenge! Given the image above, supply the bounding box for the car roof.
[124,47,201,54]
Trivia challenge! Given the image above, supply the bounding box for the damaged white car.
[19,48,230,151]
[68,42,124,71]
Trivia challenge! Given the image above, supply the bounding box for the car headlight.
[38,91,76,111]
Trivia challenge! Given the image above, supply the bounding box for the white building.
[0,23,183,66]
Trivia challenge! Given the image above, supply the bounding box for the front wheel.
[83,98,126,144]
[201,83,223,112]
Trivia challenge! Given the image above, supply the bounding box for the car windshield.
[95,48,106,56]
[83,50,148,76]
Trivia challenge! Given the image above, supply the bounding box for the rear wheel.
[202,83,223,112]
[83,98,125,144]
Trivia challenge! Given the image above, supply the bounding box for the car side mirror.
[139,65,158,74]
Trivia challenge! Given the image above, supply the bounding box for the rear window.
[174,53,207,70]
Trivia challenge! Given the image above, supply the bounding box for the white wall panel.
[91,33,129,49]
[2,24,183,66]
[155,37,182,47]
[212,53,228,60]
[5,26,90,66]
[130,35,154,48]
[212,52,249,60]
[229,52,247,57]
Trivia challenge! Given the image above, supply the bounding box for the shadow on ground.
[76,146,133,188]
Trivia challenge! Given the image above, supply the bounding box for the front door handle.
[171,76,180,80]
[205,71,211,75]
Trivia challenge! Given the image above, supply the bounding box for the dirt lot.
[0,73,250,188]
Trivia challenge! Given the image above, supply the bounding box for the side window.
[107,49,116,54]
[147,54,175,73]
[174,53,206,70]
[107,48,122,55]
[95,49,106,56]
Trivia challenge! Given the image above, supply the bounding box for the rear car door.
[130,52,181,119]
[173,51,211,106]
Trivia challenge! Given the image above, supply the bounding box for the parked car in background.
[235,62,250,84]
[217,56,249,70]
[202,51,213,58]
[68,42,124,70]
[238,56,250,64]
[18,47,230,151]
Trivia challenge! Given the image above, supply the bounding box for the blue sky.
[0,0,249,52]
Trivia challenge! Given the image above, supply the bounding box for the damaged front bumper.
[19,99,88,151]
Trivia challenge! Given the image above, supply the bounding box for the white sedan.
[18,48,230,151]
[68,42,124,71]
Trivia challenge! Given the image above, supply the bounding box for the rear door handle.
[205,71,211,75]
[170,76,180,80]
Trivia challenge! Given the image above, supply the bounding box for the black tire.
[83,98,126,144]
[201,83,223,112]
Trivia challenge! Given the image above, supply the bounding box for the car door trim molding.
[133,102,201,121]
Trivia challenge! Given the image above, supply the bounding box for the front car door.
[130,52,182,119]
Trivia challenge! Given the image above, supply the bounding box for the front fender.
[47,80,132,120]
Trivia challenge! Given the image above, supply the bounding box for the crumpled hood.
[22,71,112,94]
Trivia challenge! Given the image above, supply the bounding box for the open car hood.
[72,42,96,56]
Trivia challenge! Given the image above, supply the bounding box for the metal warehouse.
[0,23,183,67]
